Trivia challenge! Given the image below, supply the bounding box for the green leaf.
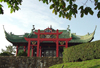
[81,13,84,17]
[0,0,3,2]
[72,0,76,2]
[43,0,46,3]
[66,5,71,11]
[8,5,11,8]
[78,6,83,10]
[72,9,75,14]
[66,13,69,19]
[59,11,62,17]
[16,6,19,10]
[66,0,69,2]
[52,9,55,13]
[4,0,8,2]
[59,14,61,17]
[55,11,57,15]
[57,8,60,12]
[61,0,65,7]
[97,3,100,10]
[0,4,3,8]
[10,8,14,13]
[49,0,52,2]
[69,16,71,20]
[56,2,59,7]
[73,4,77,9]
[95,0,98,2]
[69,0,72,5]
[0,8,3,14]
[69,10,72,16]
[46,0,48,4]
[84,7,88,15]
[94,6,98,10]
[97,11,100,18]
[62,14,65,18]
[74,14,76,18]
[50,4,54,9]
[89,9,94,15]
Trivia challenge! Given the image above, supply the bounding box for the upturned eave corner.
[93,25,97,35]
[3,25,6,33]
[3,25,7,37]
[91,25,97,38]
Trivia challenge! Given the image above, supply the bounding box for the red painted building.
[4,25,96,57]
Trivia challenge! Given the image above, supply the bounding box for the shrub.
[63,40,100,63]
[17,51,27,56]
[0,52,13,56]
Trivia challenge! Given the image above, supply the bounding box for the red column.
[32,46,34,57]
[56,40,59,57]
[56,29,59,57]
[24,46,26,52]
[65,41,68,48]
[37,29,40,57]
[16,46,18,56]
[40,46,41,57]
[57,29,59,39]
[37,40,40,57]
[27,40,31,57]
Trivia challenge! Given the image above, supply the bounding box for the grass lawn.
[49,59,100,68]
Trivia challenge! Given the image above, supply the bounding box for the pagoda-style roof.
[4,26,96,44]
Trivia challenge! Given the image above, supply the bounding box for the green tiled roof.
[4,26,96,43]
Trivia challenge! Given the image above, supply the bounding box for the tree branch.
[82,0,88,6]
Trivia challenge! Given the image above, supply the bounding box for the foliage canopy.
[0,0,100,20]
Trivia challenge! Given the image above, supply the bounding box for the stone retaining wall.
[0,56,63,68]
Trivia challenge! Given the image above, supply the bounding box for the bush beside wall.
[17,51,27,56]
[0,52,14,56]
[63,40,100,63]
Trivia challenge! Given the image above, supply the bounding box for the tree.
[1,45,16,54]
[0,0,100,20]
[0,0,22,14]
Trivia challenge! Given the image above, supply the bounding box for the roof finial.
[32,25,35,32]
[50,25,52,28]
[67,25,70,31]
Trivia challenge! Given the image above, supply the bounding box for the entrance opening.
[40,42,56,57]
[31,42,64,57]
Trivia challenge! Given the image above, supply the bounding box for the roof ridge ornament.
[67,25,70,32]
[67,25,71,38]
[32,25,35,32]
[50,25,52,28]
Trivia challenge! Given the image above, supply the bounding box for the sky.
[0,0,100,53]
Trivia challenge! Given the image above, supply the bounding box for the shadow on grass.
[89,65,100,68]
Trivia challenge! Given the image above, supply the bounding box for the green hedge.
[63,40,100,63]
[17,51,27,56]
[0,52,13,56]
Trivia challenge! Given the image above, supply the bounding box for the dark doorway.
[40,42,56,57]
[40,42,63,57]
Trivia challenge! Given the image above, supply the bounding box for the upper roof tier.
[4,25,97,44]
